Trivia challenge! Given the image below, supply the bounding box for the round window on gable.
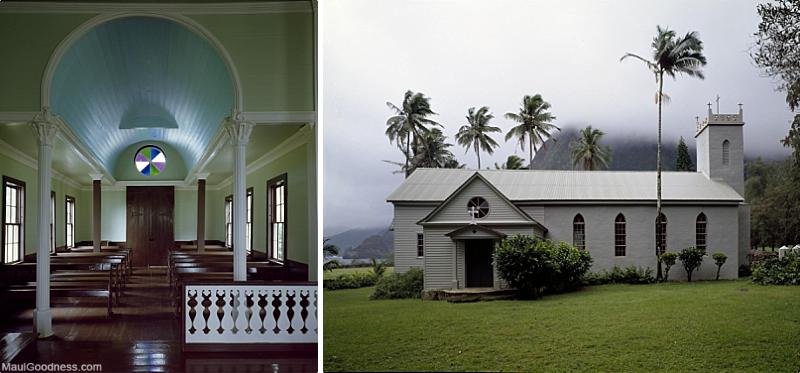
[134,145,166,176]
[467,197,489,218]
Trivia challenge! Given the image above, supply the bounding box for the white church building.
[387,107,750,290]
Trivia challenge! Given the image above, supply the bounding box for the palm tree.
[504,94,560,170]
[570,126,612,170]
[621,25,707,279]
[385,90,441,177]
[494,155,527,170]
[411,128,457,169]
[323,238,340,272]
[455,106,501,169]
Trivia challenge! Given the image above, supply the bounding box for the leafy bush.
[659,252,677,281]
[324,271,379,290]
[712,252,728,280]
[751,252,800,285]
[584,266,656,285]
[678,246,704,282]
[371,268,424,299]
[494,235,592,298]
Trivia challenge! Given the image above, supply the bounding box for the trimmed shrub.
[659,252,677,281]
[371,268,424,299]
[494,235,592,298]
[712,252,728,280]
[678,246,704,282]
[751,252,800,285]
[324,271,378,290]
[584,266,656,285]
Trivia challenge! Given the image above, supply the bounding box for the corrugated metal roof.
[386,168,744,203]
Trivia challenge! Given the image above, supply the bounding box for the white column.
[306,124,317,281]
[224,113,252,281]
[31,108,58,338]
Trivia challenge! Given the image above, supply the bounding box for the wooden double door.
[126,186,174,267]
[465,239,494,288]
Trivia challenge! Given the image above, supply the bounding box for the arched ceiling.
[50,16,235,173]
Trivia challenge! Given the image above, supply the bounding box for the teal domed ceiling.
[50,16,235,175]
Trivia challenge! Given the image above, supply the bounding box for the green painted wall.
[208,145,310,266]
[0,150,86,255]
[0,12,313,112]
[175,189,198,241]
[0,13,96,111]
[113,141,188,181]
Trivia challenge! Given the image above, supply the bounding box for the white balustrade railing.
[183,283,317,346]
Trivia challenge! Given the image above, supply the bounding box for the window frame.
[246,187,253,254]
[50,191,55,254]
[722,140,730,166]
[572,214,585,250]
[696,212,707,254]
[416,233,424,257]
[614,213,626,257]
[2,176,25,264]
[65,195,75,249]
[267,173,288,262]
[224,194,233,248]
[655,213,667,256]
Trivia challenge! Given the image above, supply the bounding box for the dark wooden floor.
[0,268,317,372]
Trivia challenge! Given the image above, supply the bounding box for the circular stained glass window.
[134,145,166,176]
[467,197,489,218]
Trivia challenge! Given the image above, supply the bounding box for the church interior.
[0,1,318,370]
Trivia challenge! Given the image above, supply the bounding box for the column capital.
[196,172,210,181]
[89,173,104,181]
[30,107,59,147]
[223,111,254,146]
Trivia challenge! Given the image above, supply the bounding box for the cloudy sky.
[322,0,795,236]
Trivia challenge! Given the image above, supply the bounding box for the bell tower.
[695,104,745,196]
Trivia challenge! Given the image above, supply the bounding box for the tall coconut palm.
[385,90,441,177]
[494,155,527,170]
[570,126,612,170]
[412,128,456,169]
[504,94,560,170]
[455,106,501,169]
[621,25,707,279]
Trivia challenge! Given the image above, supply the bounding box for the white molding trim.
[97,180,197,191]
[52,117,116,183]
[0,138,84,190]
[0,2,312,15]
[243,111,316,124]
[40,13,244,112]
[0,112,40,123]
[209,126,310,190]
[184,126,227,184]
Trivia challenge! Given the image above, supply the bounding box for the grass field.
[322,266,395,280]
[324,280,800,372]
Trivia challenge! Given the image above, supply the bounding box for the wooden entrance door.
[126,186,174,267]
[465,239,494,288]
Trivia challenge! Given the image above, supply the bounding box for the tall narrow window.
[722,140,730,166]
[224,195,233,248]
[65,195,75,248]
[246,187,253,254]
[416,233,424,257]
[3,177,25,264]
[696,213,707,254]
[572,214,585,250]
[655,213,667,255]
[50,191,55,254]
[268,174,287,262]
[615,213,626,257]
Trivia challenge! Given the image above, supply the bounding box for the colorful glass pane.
[135,146,166,176]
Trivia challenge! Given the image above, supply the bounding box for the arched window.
[696,213,707,254]
[614,213,626,257]
[722,140,730,166]
[655,213,667,255]
[573,214,585,250]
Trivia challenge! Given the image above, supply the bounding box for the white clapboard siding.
[393,204,436,274]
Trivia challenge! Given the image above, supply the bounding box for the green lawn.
[324,280,800,372]
[323,266,394,280]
